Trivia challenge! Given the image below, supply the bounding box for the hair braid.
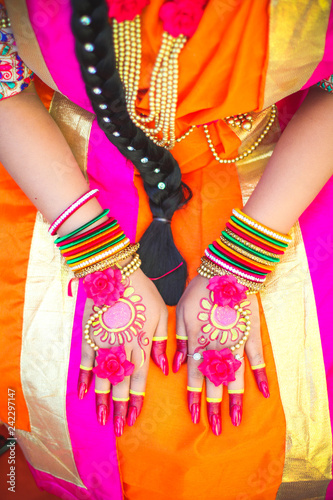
[70,0,192,305]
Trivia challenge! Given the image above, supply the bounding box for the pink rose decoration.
[93,346,134,385]
[198,349,241,387]
[207,275,247,308]
[106,0,149,22]
[159,0,206,38]
[83,268,125,307]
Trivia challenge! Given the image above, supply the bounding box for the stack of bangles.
[198,208,292,293]
[49,189,141,280]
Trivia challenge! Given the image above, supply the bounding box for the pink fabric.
[302,1,333,89]
[26,0,93,110]
[25,1,140,498]
[299,178,333,499]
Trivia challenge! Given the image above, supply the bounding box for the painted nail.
[172,351,184,373]
[210,414,221,436]
[159,354,169,376]
[97,404,108,426]
[114,416,124,437]
[231,405,242,427]
[190,403,200,424]
[78,383,87,400]
[260,381,270,398]
[127,407,137,427]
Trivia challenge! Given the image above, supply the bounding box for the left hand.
[173,275,269,435]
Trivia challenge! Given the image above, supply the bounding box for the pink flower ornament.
[83,268,125,307]
[159,0,206,38]
[93,346,134,385]
[106,0,149,22]
[198,349,241,387]
[207,275,247,308]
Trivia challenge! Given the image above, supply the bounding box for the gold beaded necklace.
[113,16,189,150]
[112,10,276,160]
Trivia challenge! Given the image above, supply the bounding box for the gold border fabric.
[49,93,94,180]
[263,0,331,108]
[5,0,59,91]
[16,212,84,487]
[236,126,332,499]
[15,94,94,486]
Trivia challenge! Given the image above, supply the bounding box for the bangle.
[222,231,280,262]
[198,258,264,292]
[70,238,131,271]
[204,249,266,282]
[55,209,110,244]
[48,189,99,235]
[232,209,292,244]
[74,243,140,278]
[230,216,288,248]
[67,235,128,265]
[57,219,117,249]
[227,220,285,252]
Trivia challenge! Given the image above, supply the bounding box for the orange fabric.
[0,164,36,431]
[139,0,270,126]
[116,2,286,499]
[0,80,53,431]
[117,160,286,500]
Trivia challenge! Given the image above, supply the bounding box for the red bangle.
[56,218,116,247]
[61,225,121,257]
[212,242,271,274]
[49,189,99,236]
[226,223,284,255]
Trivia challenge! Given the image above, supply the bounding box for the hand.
[174,275,269,435]
[77,268,168,436]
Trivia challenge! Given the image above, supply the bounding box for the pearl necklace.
[111,2,277,160]
[113,16,189,150]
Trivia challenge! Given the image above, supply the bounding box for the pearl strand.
[203,105,277,164]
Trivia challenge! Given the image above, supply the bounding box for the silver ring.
[187,353,203,361]
[234,354,244,361]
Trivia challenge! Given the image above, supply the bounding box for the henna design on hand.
[197,292,251,347]
[90,286,149,363]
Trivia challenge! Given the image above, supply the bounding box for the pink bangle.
[48,189,99,236]
[204,249,266,283]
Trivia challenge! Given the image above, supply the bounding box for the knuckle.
[130,371,145,383]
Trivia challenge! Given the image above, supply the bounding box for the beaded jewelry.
[198,208,291,293]
[48,189,99,235]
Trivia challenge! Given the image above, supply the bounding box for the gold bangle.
[198,257,265,293]
[220,235,277,267]
[224,228,279,259]
[74,243,140,278]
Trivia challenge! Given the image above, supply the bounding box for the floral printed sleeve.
[0,4,34,101]
[317,75,333,93]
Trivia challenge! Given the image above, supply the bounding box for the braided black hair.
[70,0,192,305]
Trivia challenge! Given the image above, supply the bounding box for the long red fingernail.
[97,404,108,426]
[172,351,184,373]
[114,416,124,437]
[127,407,137,427]
[260,381,270,398]
[210,414,221,436]
[78,383,87,400]
[190,403,200,424]
[231,405,242,427]
[159,355,169,376]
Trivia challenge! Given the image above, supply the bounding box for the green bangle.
[54,209,110,244]
[59,219,118,250]
[221,231,280,263]
[208,245,267,276]
[230,216,288,248]
[67,234,126,264]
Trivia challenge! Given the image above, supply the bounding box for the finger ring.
[187,353,203,361]
[234,354,244,361]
